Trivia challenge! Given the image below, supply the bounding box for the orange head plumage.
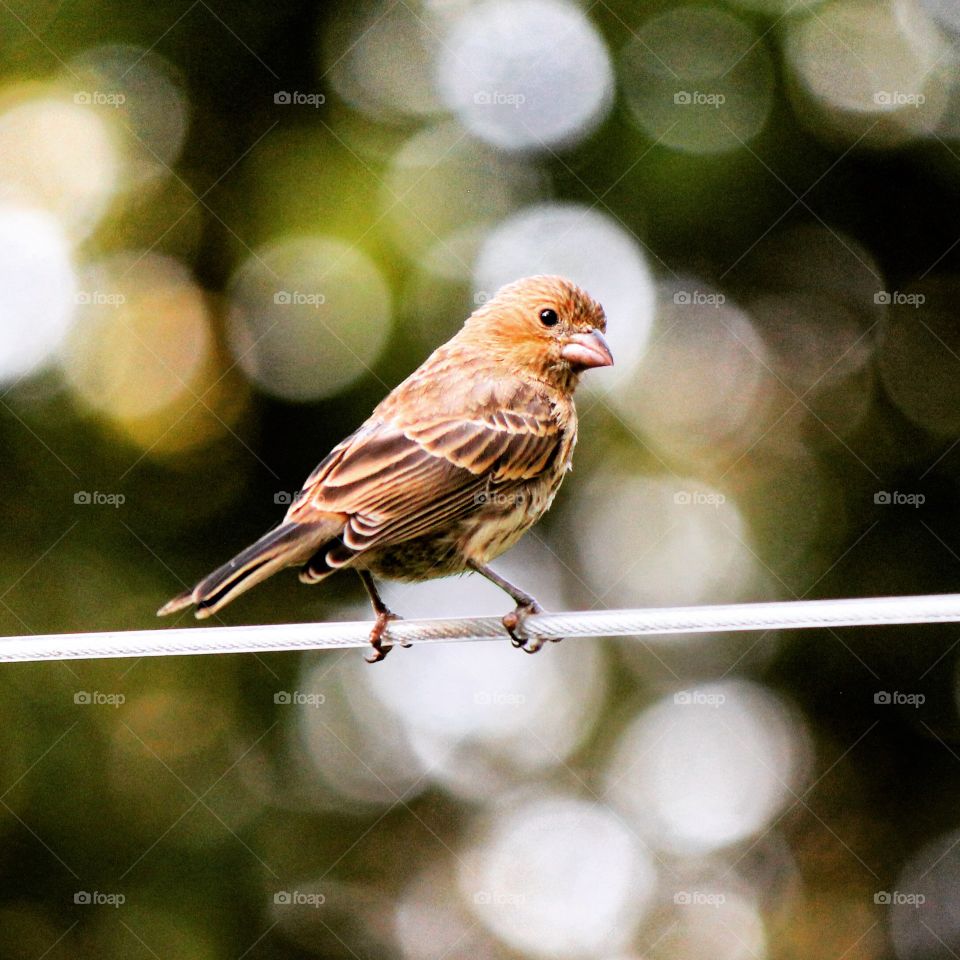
[457,275,612,390]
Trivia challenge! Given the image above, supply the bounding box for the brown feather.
[157,275,607,618]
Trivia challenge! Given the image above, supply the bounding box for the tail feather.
[157,519,342,619]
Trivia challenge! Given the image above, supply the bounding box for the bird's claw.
[365,611,404,663]
[503,601,559,653]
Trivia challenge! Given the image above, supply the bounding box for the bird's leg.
[357,570,406,663]
[467,561,556,653]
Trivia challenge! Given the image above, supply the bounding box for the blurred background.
[4,0,960,956]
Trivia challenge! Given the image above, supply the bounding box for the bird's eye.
[539,308,559,327]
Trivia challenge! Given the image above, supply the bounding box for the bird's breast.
[459,466,566,565]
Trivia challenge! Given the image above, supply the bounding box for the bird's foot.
[365,611,404,663]
[503,601,559,653]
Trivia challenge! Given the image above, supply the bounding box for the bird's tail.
[157,519,341,619]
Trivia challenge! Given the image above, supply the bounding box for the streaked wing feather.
[342,475,490,551]
[298,427,364,490]
[286,387,562,555]
[405,411,559,480]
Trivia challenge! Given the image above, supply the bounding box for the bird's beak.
[560,329,614,370]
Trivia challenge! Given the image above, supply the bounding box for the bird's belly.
[361,478,560,582]
[460,484,553,564]
[361,535,464,581]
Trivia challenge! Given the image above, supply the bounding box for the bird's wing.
[285,387,564,554]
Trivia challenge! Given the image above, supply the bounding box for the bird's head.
[462,275,613,389]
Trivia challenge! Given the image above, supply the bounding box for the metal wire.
[3,592,960,662]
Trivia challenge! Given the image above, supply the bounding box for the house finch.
[158,275,612,661]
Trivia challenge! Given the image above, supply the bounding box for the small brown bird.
[158,275,612,661]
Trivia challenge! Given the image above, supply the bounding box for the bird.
[158,275,613,661]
